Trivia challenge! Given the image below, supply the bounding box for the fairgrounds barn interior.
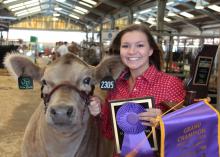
[0,0,220,157]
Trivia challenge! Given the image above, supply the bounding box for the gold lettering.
[183,122,201,134]
[177,128,206,143]
[200,145,207,150]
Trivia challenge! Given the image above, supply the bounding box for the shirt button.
[134,88,137,91]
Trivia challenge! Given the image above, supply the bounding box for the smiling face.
[120,31,153,76]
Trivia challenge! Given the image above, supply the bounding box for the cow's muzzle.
[49,105,74,126]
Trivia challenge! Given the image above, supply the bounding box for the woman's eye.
[83,77,91,85]
[121,45,129,48]
[137,44,144,48]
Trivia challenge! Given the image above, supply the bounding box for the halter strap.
[41,81,93,113]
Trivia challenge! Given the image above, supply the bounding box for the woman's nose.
[127,46,136,54]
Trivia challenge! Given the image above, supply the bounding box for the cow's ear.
[4,53,43,81]
[94,55,125,82]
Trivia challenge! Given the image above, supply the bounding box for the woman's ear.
[149,48,153,57]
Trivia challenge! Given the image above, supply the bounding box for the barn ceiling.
[0,0,220,33]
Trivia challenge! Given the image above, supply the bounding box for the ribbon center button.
[127,113,139,125]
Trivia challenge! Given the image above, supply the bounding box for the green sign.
[30,36,37,43]
[18,76,33,89]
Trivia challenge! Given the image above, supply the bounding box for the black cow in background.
[0,45,19,68]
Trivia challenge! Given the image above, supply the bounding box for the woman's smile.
[127,57,141,61]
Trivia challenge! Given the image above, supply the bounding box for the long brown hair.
[109,24,163,70]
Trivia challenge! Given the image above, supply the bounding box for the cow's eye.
[83,77,91,85]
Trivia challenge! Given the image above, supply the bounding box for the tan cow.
[4,53,124,157]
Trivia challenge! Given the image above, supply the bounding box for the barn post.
[156,0,167,45]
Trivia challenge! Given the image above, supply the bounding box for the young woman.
[89,24,186,156]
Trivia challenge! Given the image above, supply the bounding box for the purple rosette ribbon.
[116,102,155,157]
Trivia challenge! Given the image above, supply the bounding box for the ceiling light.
[52,17,59,21]
[164,17,172,22]
[75,6,88,13]
[0,16,17,20]
[73,9,86,14]
[9,3,24,9]
[133,13,138,17]
[147,17,156,25]
[208,5,220,12]
[55,7,62,11]
[28,6,41,12]
[166,2,174,6]
[134,20,141,24]
[16,11,29,17]
[3,0,17,4]
[79,1,93,8]
[56,0,66,2]
[53,13,60,16]
[70,14,80,19]
[41,4,49,9]
[25,2,40,8]
[137,16,146,21]
[179,12,194,18]
[195,0,204,9]
[28,9,41,14]
[148,17,155,21]
[139,9,151,14]
[11,6,25,11]
[24,0,39,5]
[15,10,28,15]
[15,6,41,17]
[81,0,97,5]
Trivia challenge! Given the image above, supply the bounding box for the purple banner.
[160,100,220,157]
[116,102,155,157]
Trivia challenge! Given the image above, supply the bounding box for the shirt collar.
[118,65,158,82]
[142,65,158,82]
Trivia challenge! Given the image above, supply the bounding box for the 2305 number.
[100,81,114,89]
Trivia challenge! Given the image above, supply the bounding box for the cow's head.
[4,53,124,133]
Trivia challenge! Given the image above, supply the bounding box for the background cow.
[4,53,124,157]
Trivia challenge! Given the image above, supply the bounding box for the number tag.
[18,76,33,89]
[100,76,115,90]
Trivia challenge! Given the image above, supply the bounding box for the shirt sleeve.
[165,76,186,103]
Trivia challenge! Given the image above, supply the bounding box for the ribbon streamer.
[116,102,155,157]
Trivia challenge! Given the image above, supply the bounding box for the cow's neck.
[40,111,90,157]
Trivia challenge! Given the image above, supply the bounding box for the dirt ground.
[0,69,41,157]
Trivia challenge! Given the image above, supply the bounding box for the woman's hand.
[138,108,162,126]
[88,96,101,116]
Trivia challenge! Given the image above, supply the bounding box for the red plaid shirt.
[100,65,186,140]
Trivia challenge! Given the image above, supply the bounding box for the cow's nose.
[50,105,74,124]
